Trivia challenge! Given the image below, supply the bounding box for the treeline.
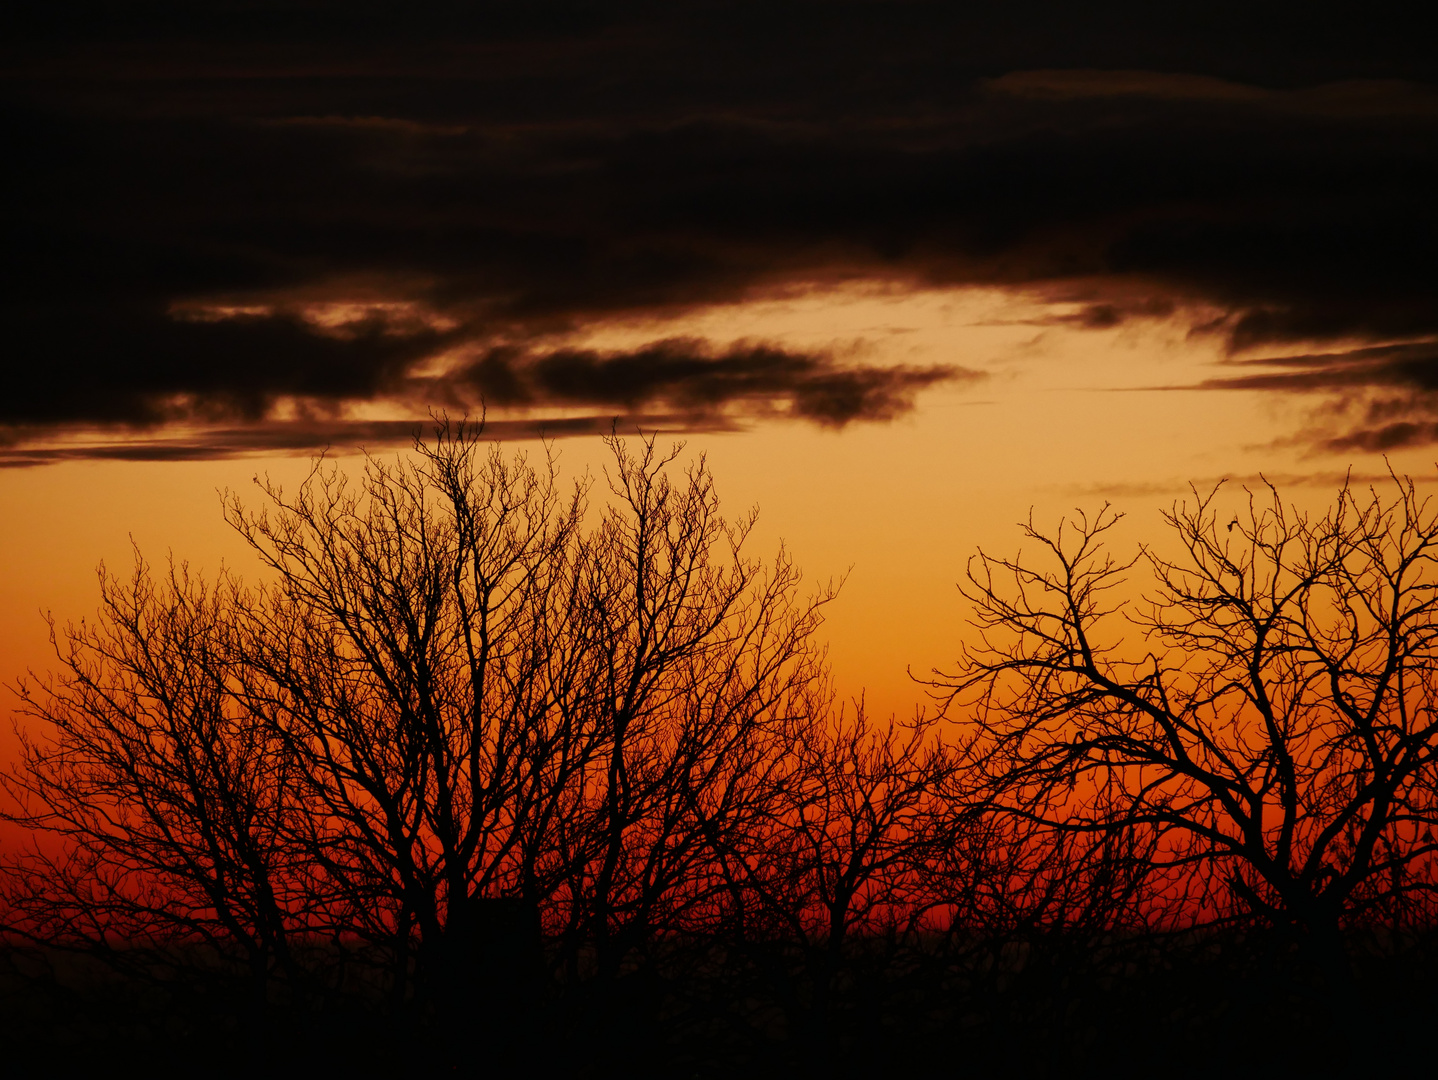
[4,426,1438,1076]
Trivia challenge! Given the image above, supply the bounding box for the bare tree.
[712,700,950,1065]
[2,421,839,1062]
[6,422,1072,1070]
[223,421,595,1025]
[932,474,1438,1006]
[218,423,835,1064]
[1,555,311,1027]
[509,434,837,1071]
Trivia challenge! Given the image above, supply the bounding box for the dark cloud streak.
[1,306,451,427]
[1194,343,1438,395]
[0,414,729,469]
[456,339,965,426]
[1149,341,1438,452]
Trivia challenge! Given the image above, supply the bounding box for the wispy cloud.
[1053,470,1412,500]
[0,415,730,469]
[1193,341,1438,394]
[1140,340,1438,453]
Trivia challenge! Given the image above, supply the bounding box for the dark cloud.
[452,340,964,426]
[1040,296,1179,329]
[1,305,451,427]
[0,414,722,468]
[1194,342,1438,395]
[1056,469,1410,500]
[0,330,964,466]
[1320,423,1438,454]
[1170,341,1438,452]
[2,3,1436,459]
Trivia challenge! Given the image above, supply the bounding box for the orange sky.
[8,18,1437,765]
[6,281,1429,752]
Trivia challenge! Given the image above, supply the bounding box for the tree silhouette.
[3,421,840,1070]
[933,474,1438,1014]
[222,423,595,1030]
[710,700,950,1068]
[532,433,834,1064]
[1,556,312,1050]
[10,434,1438,1073]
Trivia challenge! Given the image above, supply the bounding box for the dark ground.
[3,927,1434,1078]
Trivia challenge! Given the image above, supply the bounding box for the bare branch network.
[5,426,1438,1070]
[930,473,1438,985]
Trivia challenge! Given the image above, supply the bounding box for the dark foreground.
[3,928,1435,1078]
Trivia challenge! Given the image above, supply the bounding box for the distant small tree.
[933,475,1438,1003]
[713,700,949,1063]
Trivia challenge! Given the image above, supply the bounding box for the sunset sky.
[4,2,1437,727]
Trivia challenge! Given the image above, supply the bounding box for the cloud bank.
[2,3,1435,459]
